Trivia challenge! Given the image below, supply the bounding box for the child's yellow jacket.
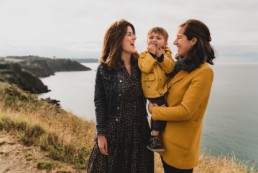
[138,47,175,98]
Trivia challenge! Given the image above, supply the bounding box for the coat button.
[117,107,120,110]
[120,80,122,83]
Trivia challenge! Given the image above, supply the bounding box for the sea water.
[39,62,258,167]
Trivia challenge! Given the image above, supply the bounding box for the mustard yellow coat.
[152,63,214,169]
[138,47,175,98]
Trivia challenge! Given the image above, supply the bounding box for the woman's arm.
[94,65,107,135]
[152,67,214,121]
[94,65,109,155]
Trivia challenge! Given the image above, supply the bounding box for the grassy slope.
[0,82,257,172]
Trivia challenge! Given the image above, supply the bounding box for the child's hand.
[156,47,164,58]
[147,43,157,55]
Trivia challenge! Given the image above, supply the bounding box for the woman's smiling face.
[173,26,196,57]
[122,26,137,54]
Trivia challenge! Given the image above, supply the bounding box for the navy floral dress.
[87,64,154,173]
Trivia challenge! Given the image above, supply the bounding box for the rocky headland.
[0,56,91,94]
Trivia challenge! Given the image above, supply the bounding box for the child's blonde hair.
[148,27,169,42]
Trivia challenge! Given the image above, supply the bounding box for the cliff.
[0,56,91,93]
[0,63,49,94]
[4,56,91,77]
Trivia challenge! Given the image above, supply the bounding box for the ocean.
[39,62,258,167]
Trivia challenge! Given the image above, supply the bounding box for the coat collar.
[168,70,188,87]
[168,63,207,87]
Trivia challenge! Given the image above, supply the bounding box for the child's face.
[147,32,167,48]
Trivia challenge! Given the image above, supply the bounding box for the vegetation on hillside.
[0,82,257,172]
[0,55,92,94]
[0,63,48,93]
[2,55,91,77]
[0,82,95,170]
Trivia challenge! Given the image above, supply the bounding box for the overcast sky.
[1,0,257,62]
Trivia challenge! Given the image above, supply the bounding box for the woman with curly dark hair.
[149,19,216,173]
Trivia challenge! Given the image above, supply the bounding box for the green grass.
[37,160,60,170]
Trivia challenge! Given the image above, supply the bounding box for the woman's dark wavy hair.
[99,19,138,70]
[179,19,215,65]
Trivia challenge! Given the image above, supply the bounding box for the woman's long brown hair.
[99,19,137,70]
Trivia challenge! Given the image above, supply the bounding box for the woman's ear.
[191,37,197,46]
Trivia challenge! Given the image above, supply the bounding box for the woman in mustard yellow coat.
[148,19,216,173]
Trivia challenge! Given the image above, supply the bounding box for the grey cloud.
[0,0,258,61]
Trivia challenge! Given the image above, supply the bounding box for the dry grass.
[154,152,164,173]
[0,82,96,169]
[154,152,257,173]
[0,82,257,172]
[195,154,257,173]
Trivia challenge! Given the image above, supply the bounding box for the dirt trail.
[0,131,86,173]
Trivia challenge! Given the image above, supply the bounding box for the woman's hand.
[148,102,154,114]
[148,102,158,114]
[148,102,165,114]
[97,135,108,156]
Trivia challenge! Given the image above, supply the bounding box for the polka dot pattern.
[87,64,154,173]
